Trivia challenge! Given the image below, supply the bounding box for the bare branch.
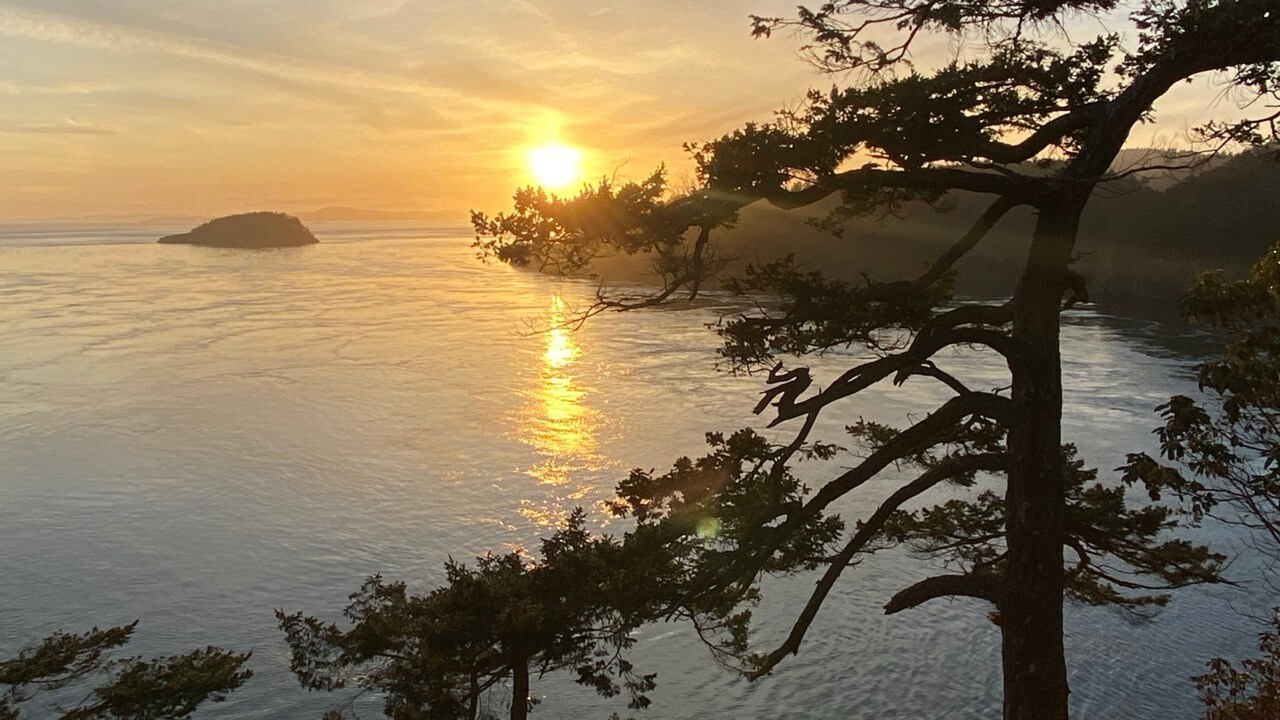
[597,224,716,311]
[772,325,1017,426]
[758,166,1047,211]
[915,196,1021,289]
[754,364,813,417]
[894,360,972,395]
[883,573,1004,615]
[1060,269,1089,311]
[980,102,1108,164]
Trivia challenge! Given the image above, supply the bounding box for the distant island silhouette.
[158,212,319,248]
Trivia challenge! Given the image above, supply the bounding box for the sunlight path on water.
[515,293,607,531]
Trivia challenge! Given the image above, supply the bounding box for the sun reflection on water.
[517,294,605,528]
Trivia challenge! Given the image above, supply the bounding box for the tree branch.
[597,224,715,310]
[980,102,1108,164]
[747,453,1006,678]
[758,166,1046,211]
[893,360,972,395]
[699,395,1008,603]
[771,325,1017,426]
[1076,4,1280,178]
[915,196,1021,289]
[883,572,1004,615]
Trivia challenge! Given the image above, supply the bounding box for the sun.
[528,144,583,191]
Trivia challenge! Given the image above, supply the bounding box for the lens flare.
[695,516,723,541]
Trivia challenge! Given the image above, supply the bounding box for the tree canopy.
[473,2,1280,719]
[0,623,250,720]
[1195,608,1280,720]
[1126,242,1280,577]
[1116,240,1280,718]
[277,510,665,720]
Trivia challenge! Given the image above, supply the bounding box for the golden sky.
[0,1,1253,221]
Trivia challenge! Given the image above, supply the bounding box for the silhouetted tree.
[277,510,662,720]
[1122,242,1280,718]
[1126,242,1280,580]
[0,622,250,719]
[1195,609,1280,719]
[473,2,1280,719]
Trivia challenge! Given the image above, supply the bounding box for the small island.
[158,212,319,248]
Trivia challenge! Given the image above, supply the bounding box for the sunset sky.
[0,0,1253,221]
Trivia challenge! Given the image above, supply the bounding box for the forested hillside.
[584,150,1279,315]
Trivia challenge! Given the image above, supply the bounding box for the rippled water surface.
[0,223,1264,719]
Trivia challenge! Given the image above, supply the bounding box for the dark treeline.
[1080,150,1280,309]
[588,149,1279,315]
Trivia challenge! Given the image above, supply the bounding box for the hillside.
[585,150,1279,315]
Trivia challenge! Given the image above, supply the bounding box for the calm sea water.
[0,222,1265,719]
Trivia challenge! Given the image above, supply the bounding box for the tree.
[277,510,663,720]
[1195,610,1280,719]
[0,622,251,720]
[1126,238,1280,580]
[473,2,1280,718]
[1121,238,1280,718]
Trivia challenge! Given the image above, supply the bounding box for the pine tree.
[473,3,1280,718]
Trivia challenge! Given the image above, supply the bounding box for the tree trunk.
[469,669,480,720]
[1001,198,1083,720]
[510,659,530,720]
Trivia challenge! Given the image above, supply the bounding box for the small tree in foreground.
[1121,241,1280,718]
[1196,609,1280,720]
[1127,241,1280,580]
[0,622,250,720]
[473,2,1280,718]
[277,510,663,720]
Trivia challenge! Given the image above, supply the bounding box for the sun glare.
[528,144,583,191]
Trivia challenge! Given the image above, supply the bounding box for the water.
[0,222,1264,719]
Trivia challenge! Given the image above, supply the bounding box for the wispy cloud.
[0,4,521,111]
[0,80,119,95]
[2,118,116,134]
[0,0,821,218]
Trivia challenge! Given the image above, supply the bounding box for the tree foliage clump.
[1125,241,1280,719]
[278,510,665,720]
[1195,609,1280,720]
[473,2,1280,718]
[1125,242,1280,574]
[0,622,250,720]
[611,411,1225,678]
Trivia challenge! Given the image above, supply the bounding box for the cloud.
[0,80,119,95]
[0,0,824,218]
[2,118,116,134]
[0,4,519,111]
